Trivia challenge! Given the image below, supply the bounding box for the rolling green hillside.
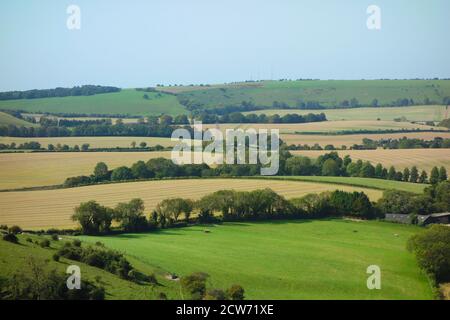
[0,89,187,116]
[176,80,450,110]
[0,111,37,127]
[80,219,434,300]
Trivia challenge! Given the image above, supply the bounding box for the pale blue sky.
[0,0,449,91]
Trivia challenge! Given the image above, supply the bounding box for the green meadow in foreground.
[80,219,434,300]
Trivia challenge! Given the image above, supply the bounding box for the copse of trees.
[407,225,450,284]
[0,258,105,300]
[180,272,245,300]
[71,188,380,236]
[376,181,450,216]
[0,85,120,101]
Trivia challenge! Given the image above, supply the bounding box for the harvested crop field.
[244,105,448,122]
[292,148,450,173]
[282,132,450,147]
[203,120,446,134]
[0,179,383,229]
[0,151,174,190]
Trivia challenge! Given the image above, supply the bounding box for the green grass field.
[260,176,428,194]
[244,105,448,122]
[0,111,37,127]
[0,233,176,300]
[176,80,450,110]
[79,219,434,300]
[0,89,187,116]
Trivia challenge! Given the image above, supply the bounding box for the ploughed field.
[79,219,434,300]
[0,179,383,229]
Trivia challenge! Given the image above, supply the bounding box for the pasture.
[292,149,450,173]
[0,151,174,190]
[0,111,37,127]
[244,105,448,122]
[282,131,450,147]
[0,233,170,300]
[0,89,187,116]
[0,179,383,229]
[261,176,427,194]
[80,219,434,300]
[176,79,450,110]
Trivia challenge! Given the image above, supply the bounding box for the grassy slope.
[80,219,434,300]
[177,80,450,110]
[259,176,428,194]
[244,105,448,122]
[0,111,38,127]
[0,234,178,300]
[0,90,187,116]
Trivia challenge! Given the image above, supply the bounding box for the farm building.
[385,213,450,226]
[417,213,450,226]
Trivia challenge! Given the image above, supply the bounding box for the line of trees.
[193,112,327,124]
[63,151,448,188]
[0,85,120,100]
[71,188,380,237]
[0,122,192,138]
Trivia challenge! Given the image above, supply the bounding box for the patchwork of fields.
[0,136,176,149]
[0,179,383,229]
[282,131,450,147]
[80,220,434,300]
[203,120,446,134]
[292,149,450,173]
[245,105,448,122]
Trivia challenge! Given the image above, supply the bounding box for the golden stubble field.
[0,179,383,229]
[202,120,446,134]
[0,152,175,190]
[282,131,450,147]
[292,149,450,173]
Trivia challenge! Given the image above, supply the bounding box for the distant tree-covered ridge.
[0,85,121,101]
